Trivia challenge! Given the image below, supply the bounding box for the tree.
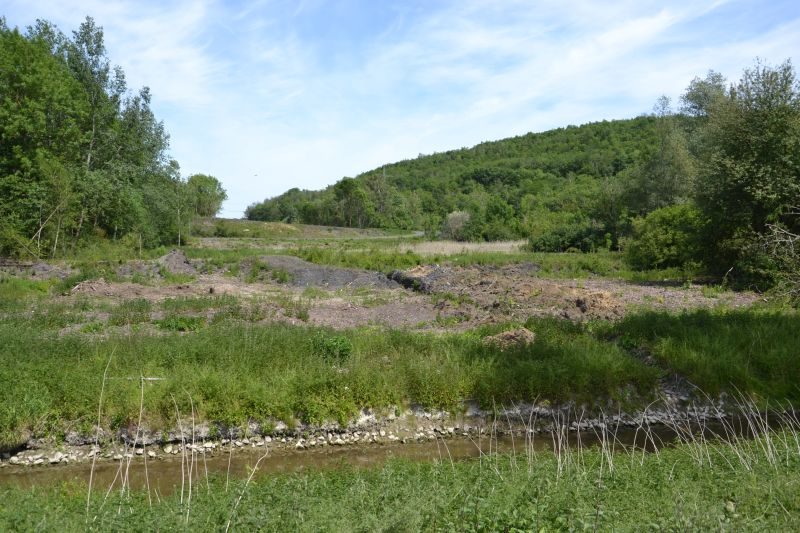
[695,59,800,280]
[624,96,694,215]
[681,70,727,118]
[186,174,227,217]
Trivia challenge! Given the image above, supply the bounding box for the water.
[0,425,699,492]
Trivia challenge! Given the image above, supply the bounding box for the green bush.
[623,204,705,270]
[311,332,353,364]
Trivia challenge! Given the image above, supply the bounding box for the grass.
[2,424,799,530]
[607,308,800,403]
[0,315,659,446]
[1,300,798,446]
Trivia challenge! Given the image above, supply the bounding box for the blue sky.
[4,0,800,217]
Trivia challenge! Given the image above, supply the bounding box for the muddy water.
[0,426,692,492]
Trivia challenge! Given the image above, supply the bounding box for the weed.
[311,332,353,364]
[108,299,152,326]
[155,315,206,332]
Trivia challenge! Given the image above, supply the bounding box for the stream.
[0,423,730,492]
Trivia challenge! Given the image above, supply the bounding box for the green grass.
[608,309,800,402]
[2,430,799,530]
[161,295,239,312]
[0,277,53,310]
[108,299,152,327]
[0,315,659,445]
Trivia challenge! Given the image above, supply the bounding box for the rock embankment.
[0,396,737,470]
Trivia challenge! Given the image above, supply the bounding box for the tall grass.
[2,406,800,530]
[609,309,800,403]
[0,317,658,445]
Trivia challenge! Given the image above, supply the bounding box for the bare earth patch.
[55,255,761,332]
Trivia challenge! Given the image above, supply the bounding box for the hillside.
[246,116,677,249]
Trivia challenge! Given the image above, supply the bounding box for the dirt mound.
[562,290,624,321]
[260,256,400,289]
[483,327,536,350]
[157,249,196,275]
[389,265,451,293]
[71,278,113,295]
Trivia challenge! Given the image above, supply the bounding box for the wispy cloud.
[4,0,799,216]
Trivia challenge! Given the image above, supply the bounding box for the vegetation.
[0,17,226,258]
[2,426,800,530]
[1,290,798,446]
[247,60,800,296]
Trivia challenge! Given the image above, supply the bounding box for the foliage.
[0,18,214,257]
[186,173,227,217]
[694,59,800,284]
[246,117,664,245]
[311,332,353,364]
[623,204,706,270]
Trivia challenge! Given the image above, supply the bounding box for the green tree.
[186,173,227,217]
[695,59,800,280]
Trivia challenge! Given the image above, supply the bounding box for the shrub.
[311,332,353,364]
[623,204,705,270]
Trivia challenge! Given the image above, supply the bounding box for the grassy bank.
[0,317,658,447]
[1,292,798,447]
[2,428,799,530]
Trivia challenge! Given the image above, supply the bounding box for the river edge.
[2,390,759,472]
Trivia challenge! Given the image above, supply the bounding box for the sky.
[4,0,800,217]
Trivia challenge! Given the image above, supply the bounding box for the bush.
[311,332,353,364]
[623,204,705,270]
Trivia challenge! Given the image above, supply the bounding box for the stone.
[33,458,44,466]
[49,452,63,464]
[163,444,174,454]
[135,448,144,456]
[9,456,21,465]
[379,429,386,437]
[147,451,157,458]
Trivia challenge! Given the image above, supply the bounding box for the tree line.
[0,17,227,257]
[247,60,800,291]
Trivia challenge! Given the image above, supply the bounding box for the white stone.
[147,451,156,458]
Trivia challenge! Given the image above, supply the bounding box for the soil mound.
[563,290,623,321]
[157,249,196,275]
[70,278,113,295]
[389,265,451,293]
[483,327,536,350]
[260,256,400,289]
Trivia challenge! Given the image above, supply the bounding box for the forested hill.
[245,115,683,247]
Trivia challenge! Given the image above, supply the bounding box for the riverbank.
[2,424,798,530]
